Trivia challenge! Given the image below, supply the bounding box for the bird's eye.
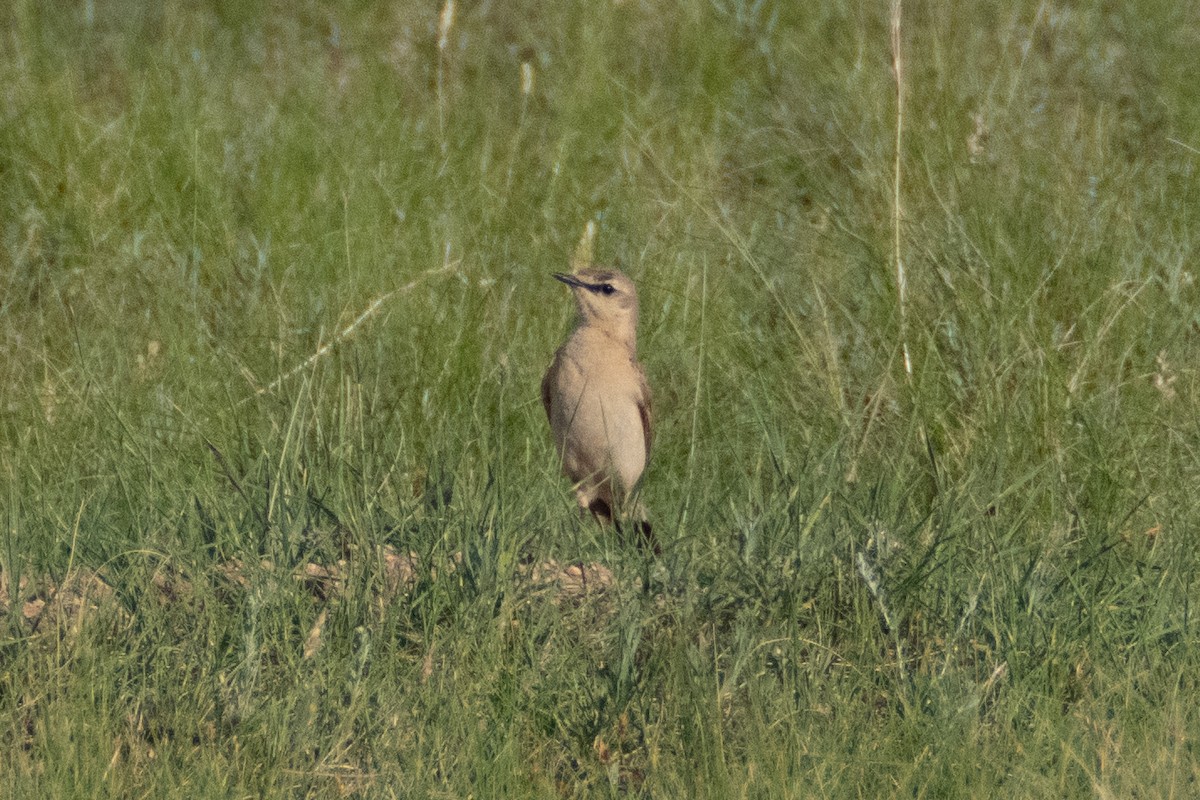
[600,283,616,295]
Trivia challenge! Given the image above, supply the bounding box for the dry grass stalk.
[520,60,534,97]
[571,219,597,272]
[436,0,456,152]
[248,264,451,401]
[436,0,455,52]
[890,0,911,382]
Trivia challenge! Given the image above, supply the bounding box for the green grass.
[3,0,1200,796]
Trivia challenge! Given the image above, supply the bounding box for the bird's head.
[553,267,640,338]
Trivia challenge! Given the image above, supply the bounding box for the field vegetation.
[2,0,1200,796]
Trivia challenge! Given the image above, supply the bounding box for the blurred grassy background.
[3,0,1200,796]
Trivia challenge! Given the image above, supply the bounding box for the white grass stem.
[436,0,455,155]
[890,0,911,382]
[247,264,452,401]
[1167,137,1200,157]
[686,256,708,488]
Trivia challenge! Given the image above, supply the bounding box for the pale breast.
[547,344,647,494]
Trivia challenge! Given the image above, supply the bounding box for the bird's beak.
[552,272,589,290]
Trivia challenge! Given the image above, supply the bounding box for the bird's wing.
[541,352,559,422]
[635,361,653,454]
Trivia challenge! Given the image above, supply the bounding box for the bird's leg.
[617,517,658,556]
[612,500,659,556]
[576,479,657,555]
[586,497,614,525]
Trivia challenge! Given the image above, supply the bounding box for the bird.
[542,266,657,552]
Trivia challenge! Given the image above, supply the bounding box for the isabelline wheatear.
[542,267,656,551]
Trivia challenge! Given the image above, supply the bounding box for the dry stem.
[890,0,911,382]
